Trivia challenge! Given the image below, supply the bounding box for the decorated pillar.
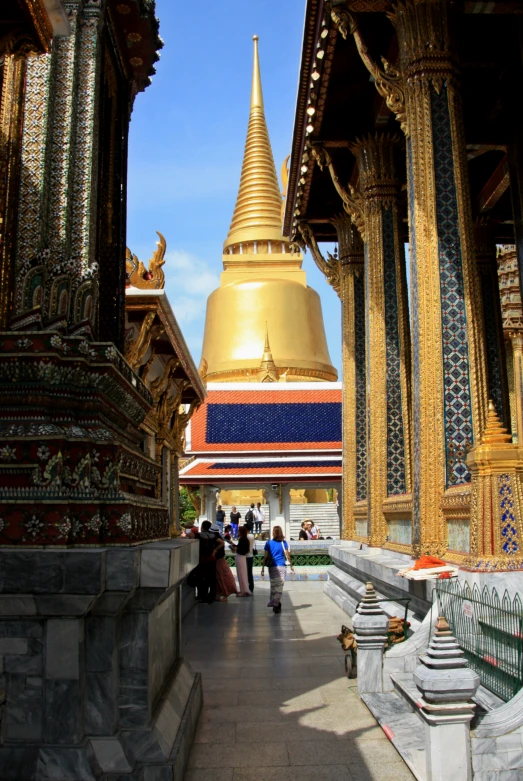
[497,245,523,442]
[300,216,366,539]
[327,0,489,555]
[475,220,509,429]
[351,135,411,547]
[0,1,166,546]
[392,0,488,556]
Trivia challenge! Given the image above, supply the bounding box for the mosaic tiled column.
[475,220,509,428]
[68,0,103,329]
[351,135,411,548]
[299,216,367,539]
[0,55,26,328]
[335,215,367,539]
[497,246,523,442]
[389,0,488,556]
[13,53,53,322]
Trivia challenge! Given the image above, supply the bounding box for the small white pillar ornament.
[352,582,389,694]
[414,616,480,781]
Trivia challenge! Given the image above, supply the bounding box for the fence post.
[414,615,480,781]
[352,581,389,694]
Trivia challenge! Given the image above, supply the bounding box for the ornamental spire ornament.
[224,35,285,250]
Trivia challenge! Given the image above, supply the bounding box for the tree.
[179,486,199,526]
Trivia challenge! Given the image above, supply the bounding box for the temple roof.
[284,0,523,245]
[187,383,342,454]
[180,456,342,483]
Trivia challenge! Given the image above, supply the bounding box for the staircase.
[289,503,340,539]
[218,503,341,539]
[219,505,270,527]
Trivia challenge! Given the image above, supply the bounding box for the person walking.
[244,503,255,534]
[246,525,255,594]
[195,521,223,604]
[215,505,226,534]
[261,525,293,613]
[230,506,241,538]
[253,502,265,536]
[231,525,252,597]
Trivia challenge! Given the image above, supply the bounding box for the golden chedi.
[199,36,337,383]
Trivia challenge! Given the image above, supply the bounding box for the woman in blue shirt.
[261,526,294,613]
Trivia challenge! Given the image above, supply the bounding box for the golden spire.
[258,324,279,382]
[224,35,284,250]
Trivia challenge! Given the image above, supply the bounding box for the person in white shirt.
[254,502,265,536]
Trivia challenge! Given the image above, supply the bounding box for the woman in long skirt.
[209,523,237,602]
[234,525,252,597]
[261,525,294,613]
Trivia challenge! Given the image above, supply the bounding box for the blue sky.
[127,0,342,375]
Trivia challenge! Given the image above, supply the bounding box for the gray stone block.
[44,679,82,744]
[0,638,27,655]
[90,592,130,615]
[119,686,148,728]
[4,653,42,674]
[46,619,80,679]
[85,671,118,735]
[142,767,173,781]
[0,619,43,637]
[5,684,42,741]
[106,549,140,591]
[63,552,105,594]
[120,612,148,671]
[0,747,38,779]
[0,596,37,615]
[85,615,117,672]
[35,748,96,780]
[35,595,96,616]
[90,738,132,773]
[0,552,64,594]
[140,550,170,588]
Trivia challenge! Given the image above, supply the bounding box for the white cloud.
[163,250,220,361]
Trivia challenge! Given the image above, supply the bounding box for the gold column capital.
[331,213,364,272]
[349,134,401,207]
[390,0,457,92]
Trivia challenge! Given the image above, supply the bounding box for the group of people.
[186,521,293,613]
[215,503,266,537]
[299,519,321,540]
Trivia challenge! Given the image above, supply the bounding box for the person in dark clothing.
[244,503,255,533]
[230,506,241,538]
[195,520,223,604]
[215,505,226,534]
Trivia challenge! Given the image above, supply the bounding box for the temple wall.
[0,539,201,781]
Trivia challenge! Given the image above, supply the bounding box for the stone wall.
[0,539,201,781]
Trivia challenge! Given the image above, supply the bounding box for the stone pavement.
[183,580,414,781]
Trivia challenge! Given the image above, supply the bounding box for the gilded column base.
[465,402,523,572]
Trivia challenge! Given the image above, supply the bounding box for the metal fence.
[436,579,523,702]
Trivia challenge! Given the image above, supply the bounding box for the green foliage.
[179,486,198,526]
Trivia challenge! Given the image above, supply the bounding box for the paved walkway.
[183,581,413,781]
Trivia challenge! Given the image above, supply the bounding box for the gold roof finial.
[258,323,278,383]
[481,399,512,445]
[224,36,285,250]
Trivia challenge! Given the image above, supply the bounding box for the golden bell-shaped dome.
[199,36,337,384]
